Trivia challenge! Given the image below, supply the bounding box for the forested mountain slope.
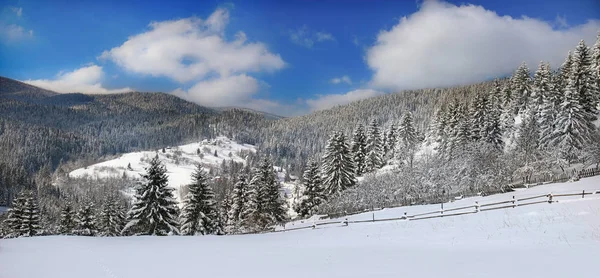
[258,81,502,172]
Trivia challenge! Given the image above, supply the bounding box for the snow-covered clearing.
[2,177,599,278]
[67,136,299,216]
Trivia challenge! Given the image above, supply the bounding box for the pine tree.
[227,174,249,232]
[19,191,41,237]
[59,202,76,235]
[350,124,367,176]
[592,32,600,92]
[570,40,598,121]
[295,159,325,218]
[483,80,504,149]
[469,92,488,141]
[365,119,384,171]
[549,80,593,162]
[538,63,560,147]
[515,110,541,165]
[383,123,397,159]
[3,191,27,238]
[239,170,260,231]
[321,131,356,196]
[75,202,97,236]
[396,112,419,167]
[256,157,286,227]
[122,155,179,236]
[98,196,125,237]
[180,164,221,235]
[512,62,532,112]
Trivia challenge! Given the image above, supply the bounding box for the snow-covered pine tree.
[469,92,488,141]
[239,170,259,231]
[227,174,248,232]
[512,62,533,112]
[538,62,560,148]
[365,119,384,171]
[549,75,594,162]
[295,159,325,218]
[483,80,504,149]
[75,202,97,236]
[180,164,221,235]
[219,196,231,234]
[383,123,397,159]
[592,33,600,91]
[396,111,419,167]
[122,155,179,236]
[98,196,125,237]
[3,191,27,238]
[256,157,286,228]
[570,40,598,121]
[321,131,356,196]
[59,202,76,235]
[515,110,541,165]
[532,61,553,116]
[19,191,41,237]
[350,124,367,176]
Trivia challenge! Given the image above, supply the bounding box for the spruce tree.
[3,191,26,238]
[227,174,249,232]
[483,80,504,149]
[469,93,488,141]
[383,123,397,159]
[19,191,41,237]
[570,40,598,121]
[321,131,356,196]
[592,32,600,91]
[350,124,367,176]
[295,159,325,218]
[59,202,76,235]
[515,110,541,165]
[75,202,97,236]
[256,157,286,227]
[180,164,221,235]
[123,155,179,236]
[512,62,533,112]
[396,112,419,167]
[98,196,125,237]
[365,119,384,171]
[549,79,593,162]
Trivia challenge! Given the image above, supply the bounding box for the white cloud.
[330,75,352,85]
[289,26,335,48]
[172,74,259,107]
[0,23,33,41]
[306,89,383,112]
[23,65,132,94]
[10,7,22,17]
[100,8,285,83]
[367,0,600,91]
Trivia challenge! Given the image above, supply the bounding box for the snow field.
[2,176,599,278]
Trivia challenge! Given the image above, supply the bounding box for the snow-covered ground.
[68,136,299,215]
[2,177,599,278]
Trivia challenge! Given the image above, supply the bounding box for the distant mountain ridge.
[0,76,58,102]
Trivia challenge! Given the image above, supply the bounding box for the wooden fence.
[276,188,600,233]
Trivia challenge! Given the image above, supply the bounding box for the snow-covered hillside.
[2,176,599,278]
[68,136,299,215]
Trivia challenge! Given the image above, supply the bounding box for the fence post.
[372,213,375,222]
[512,196,516,208]
[548,193,553,204]
[475,201,480,213]
[441,203,444,216]
[343,218,348,226]
[582,190,585,199]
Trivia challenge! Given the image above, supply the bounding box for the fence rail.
[278,188,600,233]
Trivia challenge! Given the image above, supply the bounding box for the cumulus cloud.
[330,75,352,85]
[306,89,383,112]
[24,65,132,94]
[172,74,260,107]
[100,8,285,83]
[367,0,600,91]
[289,25,335,48]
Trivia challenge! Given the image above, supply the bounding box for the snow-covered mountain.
[69,136,299,216]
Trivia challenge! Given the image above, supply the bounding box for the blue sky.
[1,0,599,116]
